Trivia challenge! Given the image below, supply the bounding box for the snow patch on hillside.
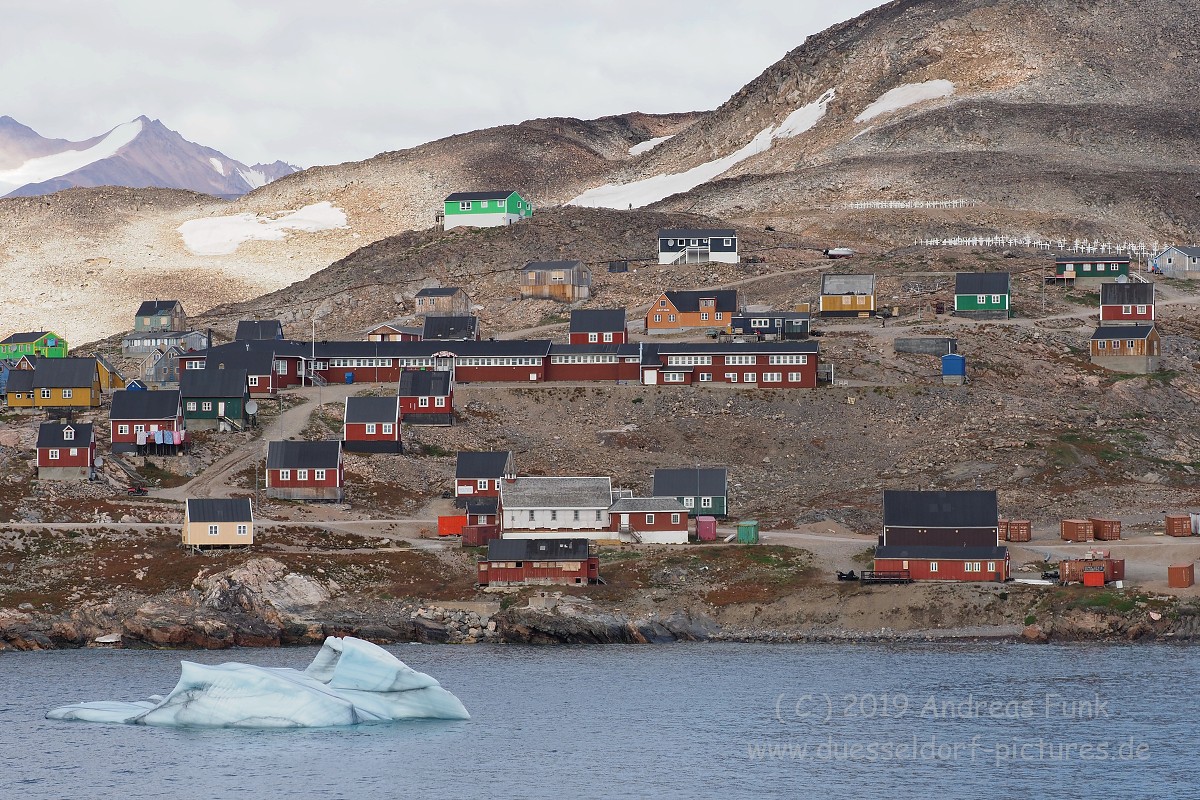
[855,80,955,123]
[237,167,268,189]
[629,136,673,156]
[208,157,226,175]
[177,201,347,255]
[0,119,142,195]
[572,90,834,209]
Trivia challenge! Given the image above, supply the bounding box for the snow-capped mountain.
[0,115,299,198]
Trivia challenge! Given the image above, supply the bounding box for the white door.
[620,514,629,527]
[644,369,658,385]
[218,402,226,418]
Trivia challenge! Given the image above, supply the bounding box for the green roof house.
[442,191,531,230]
[0,331,68,359]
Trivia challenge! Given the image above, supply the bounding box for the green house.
[0,331,68,359]
[652,467,729,518]
[180,368,249,431]
[1054,256,1130,280]
[442,191,531,230]
[954,272,1011,316]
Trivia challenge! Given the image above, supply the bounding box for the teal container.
[736,520,759,544]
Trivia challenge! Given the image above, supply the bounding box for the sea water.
[2,641,1195,799]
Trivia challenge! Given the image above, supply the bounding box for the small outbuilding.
[36,422,96,481]
[183,497,254,550]
[265,440,345,501]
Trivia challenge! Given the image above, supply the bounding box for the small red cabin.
[1099,282,1154,325]
[342,395,401,453]
[36,422,96,481]
[398,369,453,426]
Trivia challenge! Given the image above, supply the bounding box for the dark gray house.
[235,320,285,341]
[652,467,729,517]
[880,490,999,548]
[422,316,480,342]
[133,300,187,333]
[658,228,738,264]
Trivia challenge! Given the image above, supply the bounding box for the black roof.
[1,331,50,345]
[344,395,399,423]
[456,450,512,479]
[524,259,585,272]
[266,439,342,470]
[422,316,479,341]
[110,389,181,420]
[1055,255,1130,263]
[569,309,626,333]
[1100,282,1154,305]
[415,287,463,297]
[32,357,97,389]
[548,343,640,357]
[653,468,728,497]
[36,422,93,448]
[1091,324,1156,340]
[883,490,998,528]
[180,368,248,398]
[654,341,819,355]
[486,538,590,562]
[663,290,738,313]
[398,369,452,397]
[6,369,33,392]
[659,228,736,239]
[955,272,1011,295]
[465,497,499,516]
[235,320,284,340]
[135,300,181,316]
[445,191,515,201]
[265,339,553,360]
[875,545,1008,561]
[204,343,275,375]
[187,497,252,523]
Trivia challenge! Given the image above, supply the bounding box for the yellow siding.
[183,519,254,546]
[820,294,876,313]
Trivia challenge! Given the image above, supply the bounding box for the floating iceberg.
[46,636,469,728]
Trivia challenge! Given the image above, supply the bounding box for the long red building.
[477,538,600,587]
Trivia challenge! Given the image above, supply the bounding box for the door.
[644,369,658,385]
[218,402,226,418]
[620,514,629,529]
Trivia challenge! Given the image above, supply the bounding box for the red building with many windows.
[873,545,1010,582]
[544,344,642,382]
[109,389,185,455]
[477,538,600,587]
[641,342,819,388]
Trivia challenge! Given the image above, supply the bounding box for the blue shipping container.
[942,354,966,376]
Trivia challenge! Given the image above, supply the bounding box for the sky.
[3,1,883,168]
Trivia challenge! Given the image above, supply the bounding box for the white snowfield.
[628,135,673,156]
[46,636,470,728]
[177,200,347,255]
[208,156,226,175]
[0,118,142,195]
[237,167,268,189]
[571,90,834,210]
[854,79,955,123]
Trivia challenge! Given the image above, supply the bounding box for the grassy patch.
[132,460,190,488]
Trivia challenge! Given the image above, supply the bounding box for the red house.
[455,451,515,500]
[109,389,184,455]
[398,369,453,426]
[873,545,1010,582]
[608,497,690,544]
[342,395,401,453]
[1099,282,1154,325]
[568,309,627,344]
[642,342,820,388]
[545,344,642,382]
[465,497,500,527]
[477,538,600,587]
[265,440,344,501]
[37,422,96,481]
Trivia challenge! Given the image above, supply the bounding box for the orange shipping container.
[437,515,468,537]
[1061,519,1094,542]
[1168,563,1195,588]
[1165,514,1192,537]
[1090,517,1122,541]
[1007,520,1032,542]
[1082,569,1106,587]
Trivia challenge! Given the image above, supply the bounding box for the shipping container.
[437,515,468,537]
[1007,520,1032,542]
[696,516,718,542]
[1166,514,1192,537]
[1168,563,1195,589]
[998,518,1010,541]
[1089,517,1121,541]
[736,520,760,544]
[1061,519,1094,542]
[1060,557,1125,583]
[461,524,501,548]
[1082,568,1106,587]
[1191,513,1200,535]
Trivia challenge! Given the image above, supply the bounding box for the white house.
[500,476,613,538]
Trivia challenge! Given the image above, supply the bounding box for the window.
[788,372,804,382]
[237,525,249,537]
[314,469,326,481]
[459,201,471,211]
[762,372,782,382]
[701,312,710,321]
[186,401,197,411]
[248,376,259,387]
[48,449,59,460]
[40,388,51,399]
[62,389,73,399]
[690,239,698,246]
[683,497,695,508]
[663,372,686,383]
[977,294,987,303]
[435,397,446,407]
[477,479,489,490]
[382,423,393,435]
[550,510,557,521]
[1097,340,1106,350]
[133,424,146,433]
[573,510,580,521]
[743,373,757,383]
[1127,340,1136,349]
[186,360,205,370]
[645,514,655,524]
[69,448,78,457]
[118,424,129,435]
[595,510,602,521]
[1136,305,1147,314]
[63,428,74,441]
[671,513,681,525]
[1082,264,1092,272]
[653,314,662,322]
[725,373,738,382]
[603,332,613,343]
[667,355,711,366]
[279,469,291,480]
[201,401,212,412]
[701,497,713,508]
[723,238,732,246]
[588,332,598,343]
[208,525,219,537]
[297,469,309,481]
[769,355,808,365]
[528,510,535,521]
[660,299,667,307]
[857,295,867,306]
[715,312,723,321]
[365,423,377,435]
[698,373,712,382]
[667,314,676,322]
[987,561,996,572]
[419,397,430,408]
[725,355,756,365]
[990,295,1001,304]
[1121,305,1132,314]
[930,561,939,573]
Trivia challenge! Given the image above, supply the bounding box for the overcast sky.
[4,1,883,168]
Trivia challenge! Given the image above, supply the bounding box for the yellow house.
[31,357,102,408]
[95,354,127,393]
[5,367,35,408]
[183,497,255,550]
[818,273,877,317]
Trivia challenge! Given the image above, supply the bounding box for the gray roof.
[187,497,252,524]
[1090,324,1156,340]
[486,538,590,562]
[415,287,463,297]
[422,316,478,341]
[883,490,998,528]
[398,369,452,397]
[659,228,736,239]
[569,309,626,333]
[955,272,1010,295]
[653,342,819,355]
[548,343,640,357]
[609,497,688,513]
[180,368,248,398]
[234,320,284,340]
[446,190,515,201]
[135,300,181,316]
[344,395,399,424]
[203,344,275,375]
[501,476,612,509]
[36,422,93,448]
[875,545,1008,561]
[1167,246,1200,258]
[524,259,586,272]
[653,468,728,498]
[32,357,97,389]
[110,389,181,420]
[821,274,875,295]
[456,451,512,480]
[266,439,342,470]
[465,497,499,516]
[1055,255,1130,263]
[1,331,51,345]
[662,290,738,313]
[1100,282,1154,305]
[6,369,33,392]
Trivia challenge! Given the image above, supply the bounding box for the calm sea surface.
[1,642,1195,799]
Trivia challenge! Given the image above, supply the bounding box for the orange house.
[645,290,738,333]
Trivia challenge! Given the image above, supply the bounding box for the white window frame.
[365,423,377,435]
[48,449,59,460]
[671,513,681,525]
[683,497,695,508]
[297,469,309,481]
[418,396,430,408]
[715,312,723,320]
[435,396,446,407]
[645,514,655,525]
[40,388,51,399]
[382,423,394,435]
[314,469,326,481]
[1121,305,1132,314]
[602,332,613,343]
[743,373,756,383]
[186,401,197,411]
[1127,340,1136,349]
[701,312,709,321]
[63,427,75,441]
[1136,305,1147,314]
[725,373,738,382]
[977,294,987,303]
[991,294,1001,304]
[588,332,598,343]
[762,372,782,383]
[118,424,130,435]
[279,469,291,481]
[208,524,219,537]
[930,561,939,573]
[1097,340,1106,350]
[788,372,804,382]
[62,388,73,399]
[698,373,712,382]
[248,376,259,387]
[459,201,472,211]
[201,401,212,412]
[701,497,713,509]
[237,524,249,537]
[987,561,996,572]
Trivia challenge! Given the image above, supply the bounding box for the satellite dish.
[94,456,105,468]
[246,400,259,415]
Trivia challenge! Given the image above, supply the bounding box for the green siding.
[1055,262,1129,278]
[182,396,246,421]
[444,192,530,218]
[0,332,68,359]
[954,293,1009,311]
[678,494,727,517]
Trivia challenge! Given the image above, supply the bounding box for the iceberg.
[46,636,469,728]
